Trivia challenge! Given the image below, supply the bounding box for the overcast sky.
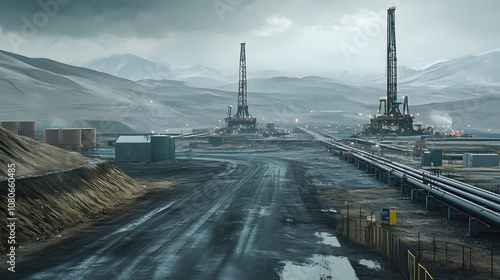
[0,0,499,76]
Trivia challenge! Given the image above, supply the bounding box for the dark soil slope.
[0,128,145,253]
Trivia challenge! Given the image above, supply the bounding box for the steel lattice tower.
[224,42,257,133]
[236,43,249,117]
[386,7,398,115]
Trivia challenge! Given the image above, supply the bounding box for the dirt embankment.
[0,127,87,181]
[0,127,146,254]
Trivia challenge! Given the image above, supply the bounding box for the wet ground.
[1,144,404,279]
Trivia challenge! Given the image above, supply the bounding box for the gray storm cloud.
[0,0,499,74]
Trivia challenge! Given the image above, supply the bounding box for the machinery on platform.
[362,7,423,136]
[225,43,257,133]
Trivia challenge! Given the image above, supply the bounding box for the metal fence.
[337,214,500,279]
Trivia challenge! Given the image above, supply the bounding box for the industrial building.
[115,135,175,163]
[463,153,499,167]
[421,149,443,167]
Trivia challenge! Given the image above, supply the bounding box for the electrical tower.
[362,7,420,136]
[225,43,257,133]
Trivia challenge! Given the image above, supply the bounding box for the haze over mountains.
[1,49,499,134]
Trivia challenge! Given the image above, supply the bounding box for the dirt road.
[2,147,402,279]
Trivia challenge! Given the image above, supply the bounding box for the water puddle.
[358,259,382,270]
[314,232,341,247]
[280,255,358,280]
[259,206,271,216]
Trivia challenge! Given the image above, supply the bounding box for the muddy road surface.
[3,147,403,279]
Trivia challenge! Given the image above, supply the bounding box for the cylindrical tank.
[151,135,175,161]
[81,128,97,150]
[167,137,175,160]
[151,135,167,161]
[44,128,61,147]
[1,121,19,135]
[18,121,36,139]
[61,128,82,151]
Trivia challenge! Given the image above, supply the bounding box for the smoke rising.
[429,110,452,126]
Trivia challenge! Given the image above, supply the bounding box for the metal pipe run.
[300,127,500,229]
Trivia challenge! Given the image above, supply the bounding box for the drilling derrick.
[225,43,257,133]
[237,43,249,118]
[386,7,398,116]
[362,7,419,136]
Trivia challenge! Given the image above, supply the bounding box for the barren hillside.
[0,128,146,256]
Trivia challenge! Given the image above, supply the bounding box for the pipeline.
[300,127,500,229]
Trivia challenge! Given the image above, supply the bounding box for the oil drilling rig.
[363,7,421,136]
[225,42,257,133]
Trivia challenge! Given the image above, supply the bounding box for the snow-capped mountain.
[400,49,500,87]
[1,49,500,133]
[82,54,294,87]
[0,50,369,132]
[83,54,232,86]
[83,54,171,81]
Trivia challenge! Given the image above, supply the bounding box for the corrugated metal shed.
[115,135,152,163]
[463,153,499,167]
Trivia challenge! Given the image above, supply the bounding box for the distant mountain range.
[84,50,500,89]
[83,54,289,88]
[399,49,500,87]
[0,49,499,133]
[83,54,232,87]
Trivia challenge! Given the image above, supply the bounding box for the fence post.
[359,206,362,242]
[418,231,421,260]
[355,220,357,240]
[341,215,344,233]
[346,201,350,239]
[370,209,373,247]
[387,230,390,257]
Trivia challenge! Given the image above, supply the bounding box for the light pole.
[468,124,471,136]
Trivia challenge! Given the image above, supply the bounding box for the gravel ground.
[304,142,500,280]
[4,137,498,279]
